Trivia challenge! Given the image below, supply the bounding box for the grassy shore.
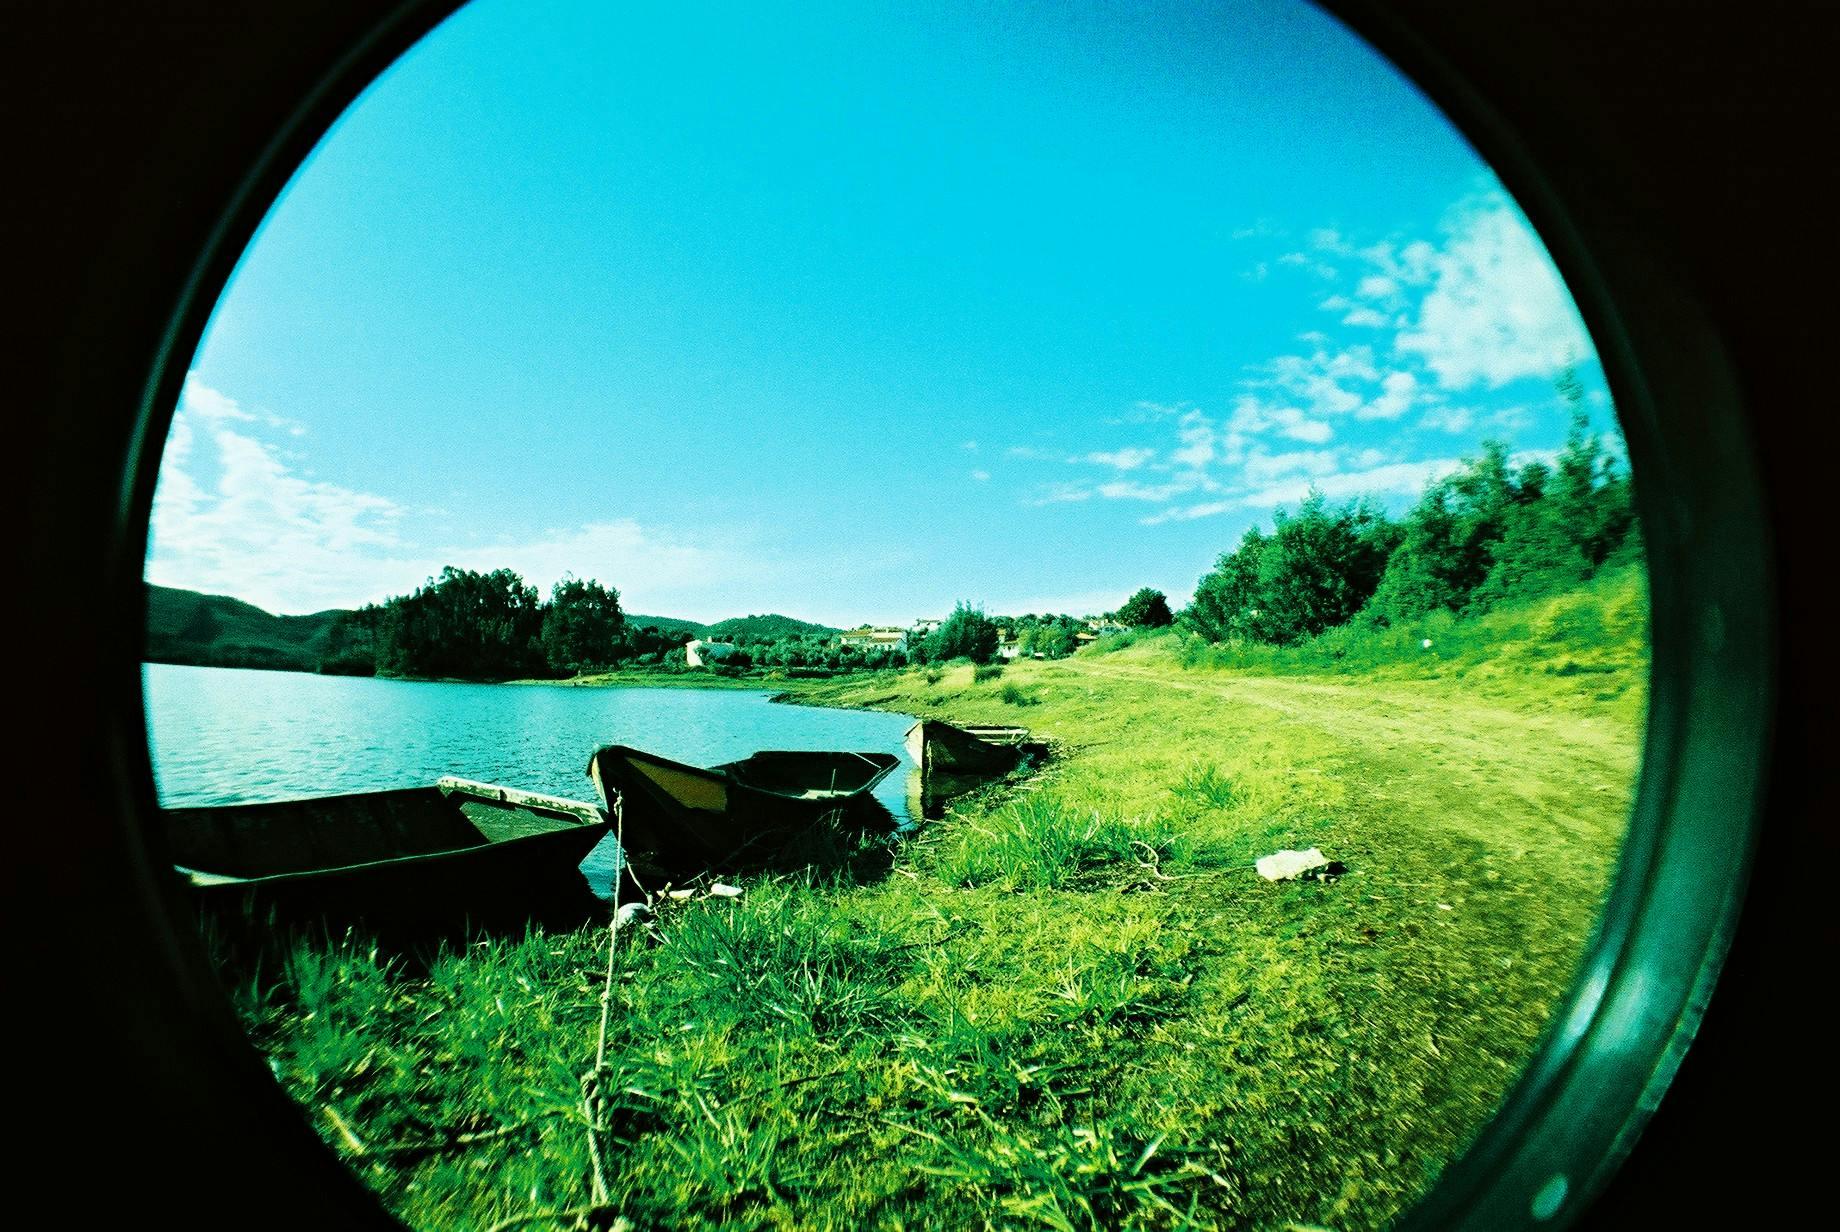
[222,571,1645,1230]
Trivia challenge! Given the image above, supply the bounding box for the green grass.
[218,576,1646,1230]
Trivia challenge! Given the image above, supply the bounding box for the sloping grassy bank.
[223,579,1645,1230]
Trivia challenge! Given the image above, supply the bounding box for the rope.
[579,789,628,1210]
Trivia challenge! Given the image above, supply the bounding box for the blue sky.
[147,0,1612,626]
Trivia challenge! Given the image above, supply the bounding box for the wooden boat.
[587,745,900,869]
[904,719,1043,776]
[163,777,613,932]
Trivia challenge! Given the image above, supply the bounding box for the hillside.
[144,584,344,671]
[143,585,839,672]
[625,614,706,638]
[704,613,839,641]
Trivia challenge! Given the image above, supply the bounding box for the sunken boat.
[164,777,612,933]
[904,719,1045,776]
[587,745,900,870]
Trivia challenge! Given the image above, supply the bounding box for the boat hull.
[164,778,613,936]
[588,745,899,871]
[904,719,1039,776]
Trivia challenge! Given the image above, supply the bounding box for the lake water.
[143,664,918,894]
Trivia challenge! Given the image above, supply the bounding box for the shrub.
[973,662,1006,683]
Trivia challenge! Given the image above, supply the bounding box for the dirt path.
[1061,660,1635,777]
[1057,659,1640,859]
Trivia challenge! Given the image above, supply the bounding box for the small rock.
[706,882,744,899]
[615,902,653,928]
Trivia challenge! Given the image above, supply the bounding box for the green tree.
[1251,492,1397,644]
[1364,485,1465,625]
[318,604,380,676]
[375,566,545,680]
[540,575,625,674]
[925,602,1000,663]
[1117,587,1174,628]
[1183,526,1267,642]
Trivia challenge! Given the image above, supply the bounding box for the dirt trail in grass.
[1059,659,1639,858]
[1062,659,1634,774]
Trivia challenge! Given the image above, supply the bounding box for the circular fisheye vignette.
[114,2,1774,1229]
[1319,0,1775,1228]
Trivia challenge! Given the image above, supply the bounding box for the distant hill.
[705,614,840,641]
[626,614,706,638]
[144,583,344,671]
[145,585,836,672]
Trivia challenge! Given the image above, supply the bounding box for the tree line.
[1183,403,1638,647]
[318,569,660,680]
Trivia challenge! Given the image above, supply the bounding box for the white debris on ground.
[614,901,654,928]
[1256,847,1330,881]
[662,883,746,902]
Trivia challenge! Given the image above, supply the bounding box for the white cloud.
[1395,196,1594,389]
[1242,447,1342,486]
[1170,410,1217,468]
[1026,482,1093,506]
[1238,457,1461,510]
[148,415,411,614]
[1080,447,1155,471]
[962,440,979,451]
[1341,306,1390,329]
[1140,501,1232,526]
[1419,405,1476,433]
[1272,408,1334,443]
[1356,274,1398,300]
[1308,227,1349,254]
[1097,477,1206,503]
[970,469,990,481]
[1140,455,1463,525]
[1357,371,1418,421]
[147,375,762,617]
[180,373,255,421]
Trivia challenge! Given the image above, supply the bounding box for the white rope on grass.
[580,789,629,1211]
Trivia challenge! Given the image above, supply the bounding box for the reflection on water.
[907,769,1000,821]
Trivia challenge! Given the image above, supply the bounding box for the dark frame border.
[17,2,1803,1228]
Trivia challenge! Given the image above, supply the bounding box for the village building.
[685,639,737,668]
[838,627,908,651]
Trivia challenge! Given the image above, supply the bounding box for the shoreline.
[144,658,904,695]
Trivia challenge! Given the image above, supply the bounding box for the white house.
[685,639,736,667]
[839,627,908,651]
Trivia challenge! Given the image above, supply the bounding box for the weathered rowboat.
[163,777,612,931]
[904,719,1042,776]
[587,745,900,869]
